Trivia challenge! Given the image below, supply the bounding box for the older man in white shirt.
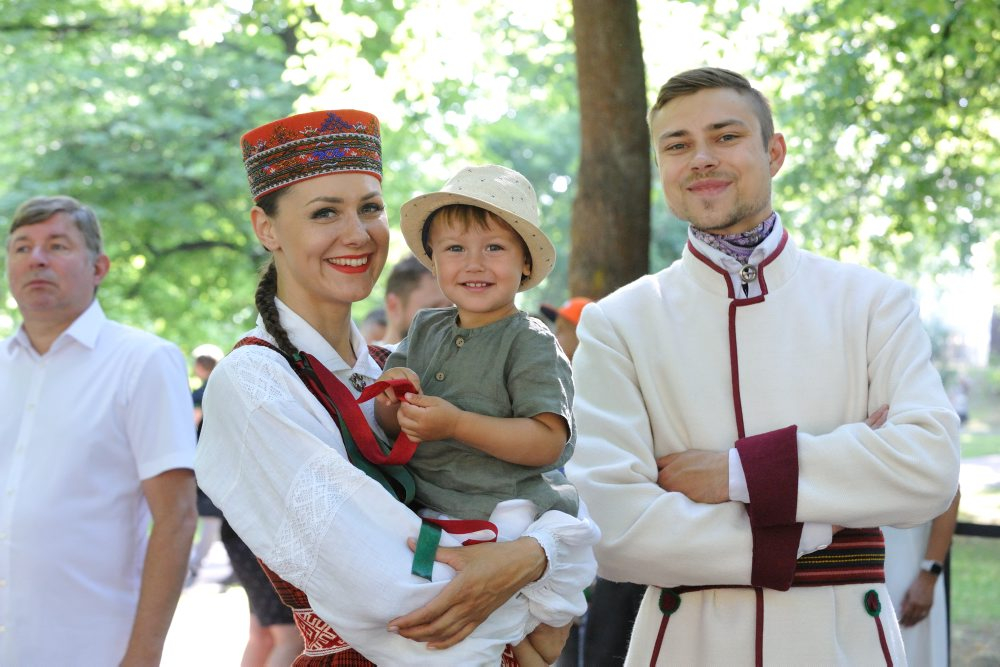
[0,195,197,666]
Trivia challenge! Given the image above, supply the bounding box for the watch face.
[929,562,943,575]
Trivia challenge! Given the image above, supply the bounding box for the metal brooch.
[349,373,368,392]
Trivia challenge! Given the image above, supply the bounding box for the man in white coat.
[566,67,960,666]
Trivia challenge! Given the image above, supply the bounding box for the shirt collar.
[687,213,786,273]
[4,299,105,357]
[254,298,370,373]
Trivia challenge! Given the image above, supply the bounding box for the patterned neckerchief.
[690,212,777,264]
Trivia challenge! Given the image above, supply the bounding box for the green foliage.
[3,0,996,358]
[287,0,582,313]
[0,0,304,352]
[950,535,1000,622]
[960,432,1000,460]
[710,0,998,282]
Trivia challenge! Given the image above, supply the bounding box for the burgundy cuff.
[750,523,803,590]
[736,425,799,528]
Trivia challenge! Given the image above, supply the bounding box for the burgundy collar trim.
[686,229,789,300]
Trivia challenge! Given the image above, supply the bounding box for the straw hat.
[400,164,556,292]
[241,109,381,201]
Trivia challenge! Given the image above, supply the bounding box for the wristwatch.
[920,559,944,575]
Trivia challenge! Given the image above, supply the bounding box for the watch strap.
[920,559,944,575]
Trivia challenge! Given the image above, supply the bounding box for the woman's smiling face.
[252,172,390,320]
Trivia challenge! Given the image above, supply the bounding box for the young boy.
[370,164,599,666]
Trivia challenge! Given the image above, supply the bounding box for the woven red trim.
[501,645,520,667]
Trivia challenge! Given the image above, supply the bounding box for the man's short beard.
[679,195,770,236]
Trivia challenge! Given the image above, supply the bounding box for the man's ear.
[93,254,110,287]
[385,291,402,319]
[768,133,787,177]
[251,206,279,251]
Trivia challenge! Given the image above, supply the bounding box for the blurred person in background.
[1,195,197,665]
[189,343,226,583]
[540,297,592,362]
[376,253,451,350]
[884,491,960,667]
[359,306,387,344]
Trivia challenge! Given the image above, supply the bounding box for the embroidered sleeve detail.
[269,451,368,588]
[232,347,294,406]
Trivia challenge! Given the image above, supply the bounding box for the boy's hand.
[374,367,422,406]
[397,393,463,442]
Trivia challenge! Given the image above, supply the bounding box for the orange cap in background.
[540,297,593,326]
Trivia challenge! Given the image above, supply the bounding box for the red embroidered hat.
[241,109,382,201]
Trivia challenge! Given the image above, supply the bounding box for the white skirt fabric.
[883,524,948,667]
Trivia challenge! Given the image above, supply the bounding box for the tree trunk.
[570,0,649,299]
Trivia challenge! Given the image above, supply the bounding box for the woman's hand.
[387,536,547,649]
[898,572,936,626]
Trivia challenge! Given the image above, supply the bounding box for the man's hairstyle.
[7,195,104,257]
[363,307,387,326]
[649,67,774,149]
[194,355,218,373]
[385,254,434,302]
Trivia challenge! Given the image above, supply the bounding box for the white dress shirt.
[0,300,196,666]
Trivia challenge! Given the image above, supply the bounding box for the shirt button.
[455,337,465,348]
[739,265,757,283]
[435,372,445,381]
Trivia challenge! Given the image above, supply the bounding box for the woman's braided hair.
[253,190,298,358]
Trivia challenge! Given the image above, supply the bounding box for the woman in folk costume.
[195,109,578,665]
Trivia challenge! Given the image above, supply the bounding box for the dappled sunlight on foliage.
[1,0,996,355]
